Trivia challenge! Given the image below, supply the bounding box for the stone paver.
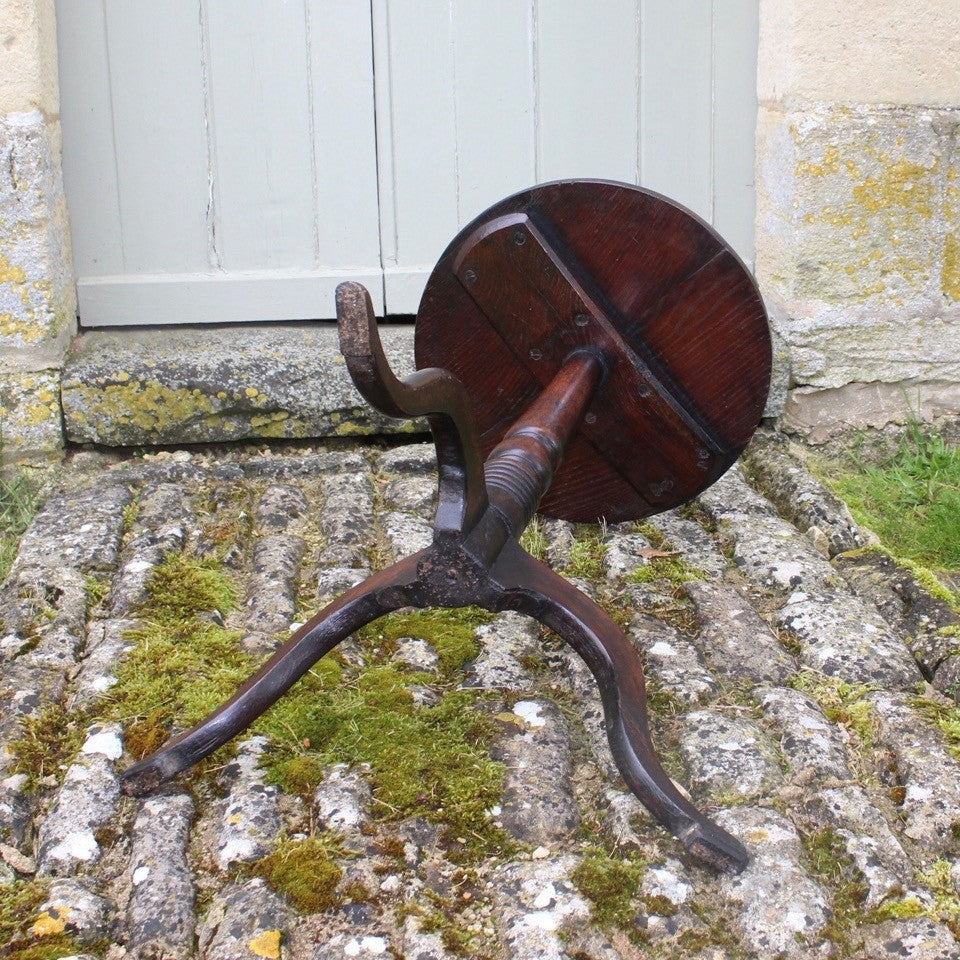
[36,724,123,875]
[198,879,293,960]
[214,736,282,870]
[715,806,830,959]
[1,440,958,958]
[680,710,782,800]
[491,698,580,844]
[126,792,196,960]
[686,581,796,686]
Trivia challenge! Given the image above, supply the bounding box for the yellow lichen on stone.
[67,380,221,435]
[943,233,960,301]
[796,145,843,178]
[249,929,282,959]
[245,387,260,398]
[0,311,45,344]
[30,907,68,937]
[24,399,56,426]
[0,251,27,286]
[334,420,377,437]
[852,159,936,219]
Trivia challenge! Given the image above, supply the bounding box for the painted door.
[56,0,758,325]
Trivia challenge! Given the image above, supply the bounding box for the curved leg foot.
[121,552,425,796]
[495,545,748,873]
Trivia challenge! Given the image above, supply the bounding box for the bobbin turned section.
[483,349,606,540]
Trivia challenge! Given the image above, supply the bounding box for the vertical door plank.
[56,0,124,276]
[307,0,382,277]
[205,1,316,271]
[640,0,713,221]
[452,0,536,225]
[104,0,210,274]
[535,0,640,183]
[373,0,459,311]
[712,0,759,264]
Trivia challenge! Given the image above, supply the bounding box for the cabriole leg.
[494,543,749,874]
[120,552,425,796]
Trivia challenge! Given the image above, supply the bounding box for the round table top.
[415,179,771,523]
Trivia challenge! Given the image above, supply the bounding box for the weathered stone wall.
[756,0,960,440]
[0,0,73,457]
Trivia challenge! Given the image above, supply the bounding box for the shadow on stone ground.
[1,433,959,959]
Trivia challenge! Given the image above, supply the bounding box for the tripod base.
[122,180,774,876]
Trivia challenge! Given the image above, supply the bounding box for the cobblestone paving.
[2,435,960,959]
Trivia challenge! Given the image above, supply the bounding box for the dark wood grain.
[416,179,771,522]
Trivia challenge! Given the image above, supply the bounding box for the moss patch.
[865,860,960,938]
[801,827,869,955]
[101,554,254,760]
[360,606,493,677]
[246,836,343,913]
[262,667,507,862]
[908,695,960,763]
[571,850,645,928]
[7,706,87,790]
[98,553,506,860]
[0,878,89,960]
[624,555,704,587]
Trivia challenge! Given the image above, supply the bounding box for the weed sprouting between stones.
[0,469,41,584]
[519,515,548,562]
[790,670,878,749]
[629,523,706,587]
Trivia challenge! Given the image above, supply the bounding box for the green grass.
[823,424,960,572]
[0,471,40,583]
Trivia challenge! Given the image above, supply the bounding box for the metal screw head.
[585,412,597,425]
[463,268,477,285]
[529,348,543,361]
[574,312,590,327]
[513,229,527,246]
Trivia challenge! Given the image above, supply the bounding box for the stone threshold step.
[62,323,424,447]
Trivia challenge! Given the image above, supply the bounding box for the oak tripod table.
[122,180,772,875]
